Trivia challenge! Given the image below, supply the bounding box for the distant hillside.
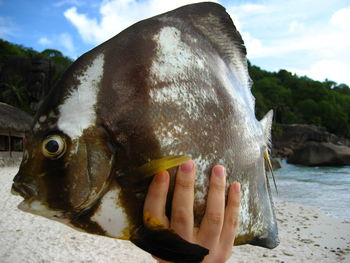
[249,62,350,137]
[0,39,349,138]
[0,39,72,114]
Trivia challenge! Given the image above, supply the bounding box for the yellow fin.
[264,151,278,194]
[135,155,191,178]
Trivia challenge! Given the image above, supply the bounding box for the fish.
[11,2,279,262]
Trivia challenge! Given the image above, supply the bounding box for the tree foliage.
[249,64,350,137]
[0,39,73,114]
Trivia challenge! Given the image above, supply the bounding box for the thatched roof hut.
[0,103,33,156]
[0,102,33,137]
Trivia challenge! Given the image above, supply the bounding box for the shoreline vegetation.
[1,166,349,262]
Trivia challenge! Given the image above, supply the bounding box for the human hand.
[143,160,241,263]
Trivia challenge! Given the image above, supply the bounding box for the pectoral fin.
[131,212,208,263]
[117,156,191,188]
[135,155,191,178]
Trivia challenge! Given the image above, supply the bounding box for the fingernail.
[180,160,194,174]
[233,182,241,193]
[155,171,168,183]
[213,165,225,177]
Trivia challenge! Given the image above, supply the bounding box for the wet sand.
[1,166,349,262]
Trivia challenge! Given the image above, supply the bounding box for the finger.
[143,171,170,226]
[219,182,241,253]
[197,165,226,248]
[170,160,195,241]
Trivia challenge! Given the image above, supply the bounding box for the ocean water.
[272,159,350,220]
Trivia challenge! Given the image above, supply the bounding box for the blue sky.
[1,0,350,85]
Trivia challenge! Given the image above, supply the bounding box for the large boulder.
[272,124,350,157]
[287,142,350,166]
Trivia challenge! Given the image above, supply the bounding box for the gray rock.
[271,157,281,170]
[287,142,350,166]
[272,124,350,166]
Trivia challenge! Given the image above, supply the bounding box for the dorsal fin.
[160,2,251,89]
[154,2,253,112]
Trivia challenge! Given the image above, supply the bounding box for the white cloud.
[61,0,350,85]
[289,21,305,33]
[238,4,267,14]
[38,37,52,46]
[54,0,82,7]
[64,7,101,44]
[246,29,350,60]
[64,0,216,45]
[331,6,350,29]
[59,32,74,53]
[225,1,350,85]
[290,60,350,85]
[0,16,16,38]
[228,2,350,59]
[241,32,264,58]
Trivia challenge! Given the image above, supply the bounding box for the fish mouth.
[18,199,67,222]
[11,182,38,199]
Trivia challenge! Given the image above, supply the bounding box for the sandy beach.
[1,166,349,263]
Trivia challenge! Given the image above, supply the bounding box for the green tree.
[252,77,292,123]
[318,100,349,136]
[0,74,32,113]
[41,49,72,67]
[296,99,321,125]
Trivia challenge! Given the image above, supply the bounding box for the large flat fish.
[11,2,279,262]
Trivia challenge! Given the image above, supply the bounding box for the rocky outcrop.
[273,124,350,166]
[287,142,350,166]
[270,157,282,170]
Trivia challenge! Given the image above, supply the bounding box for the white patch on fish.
[149,26,214,118]
[57,54,104,140]
[150,83,218,119]
[237,181,264,237]
[214,56,262,167]
[216,57,253,112]
[91,187,129,238]
[193,155,210,209]
[193,155,210,186]
[18,200,66,222]
[151,26,205,82]
[237,181,250,235]
[149,26,221,158]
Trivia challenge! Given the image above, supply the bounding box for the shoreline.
[1,166,349,262]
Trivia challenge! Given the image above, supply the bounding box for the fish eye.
[42,135,66,159]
